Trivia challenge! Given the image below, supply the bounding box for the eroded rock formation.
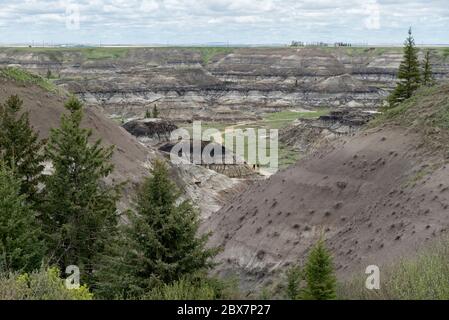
[2,47,448,120]
[280,108,376,153]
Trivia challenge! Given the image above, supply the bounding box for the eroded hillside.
[201,84,449,293]
[2,47,449,121]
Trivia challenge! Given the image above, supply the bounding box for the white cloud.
[0,0,447,44]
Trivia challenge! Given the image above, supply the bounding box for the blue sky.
[0,0,448,45]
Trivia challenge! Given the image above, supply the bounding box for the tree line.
[0,95,217,299]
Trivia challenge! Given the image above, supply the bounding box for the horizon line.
[1,43,449,48]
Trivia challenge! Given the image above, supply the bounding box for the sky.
[0,0,448,45]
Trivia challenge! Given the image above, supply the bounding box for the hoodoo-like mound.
[202,84,449,292]
[158,139,257,178]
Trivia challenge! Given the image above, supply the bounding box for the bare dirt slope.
[202,84,449,292]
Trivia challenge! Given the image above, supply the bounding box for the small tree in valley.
[301,237,337,300]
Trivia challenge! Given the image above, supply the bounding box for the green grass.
[187,47,234,65]
[0,67,61,93]
[338,238,449,300]
[262,109,330,129]
[369,85,446,127]
[369,84,449,157]
[82,47,129,60]
[1,47,129,61]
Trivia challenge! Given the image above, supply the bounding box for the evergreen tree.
[92,221,141,299]
[285,265,302,300]
[42,96,121,284]
[132,160,217,284]
[0,95,45,205]
[145,108,151,118]
[94,160,217,299]
[152,105,159,118]
[422,50,435,86]
[388,28,421,107]
[0,164,45,273]
[302,238,336,300]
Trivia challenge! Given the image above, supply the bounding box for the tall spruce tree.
[42,96,121,284]
[422,50,435,86]
[0,95,45,205]
[0,164,45,273]
[388,28,421,107]
[285,265,302,300]
[302,237,336,300]
[94,160,217,299]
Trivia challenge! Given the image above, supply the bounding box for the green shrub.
[370,84,445,128]
[143,275,238,300]
[0,267,93,300]
[144,278,216,300]
[339,238,449,300]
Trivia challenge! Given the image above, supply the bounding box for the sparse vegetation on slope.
[372,84,449,152]
[0,67,60,93]
[339,238,449,300]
